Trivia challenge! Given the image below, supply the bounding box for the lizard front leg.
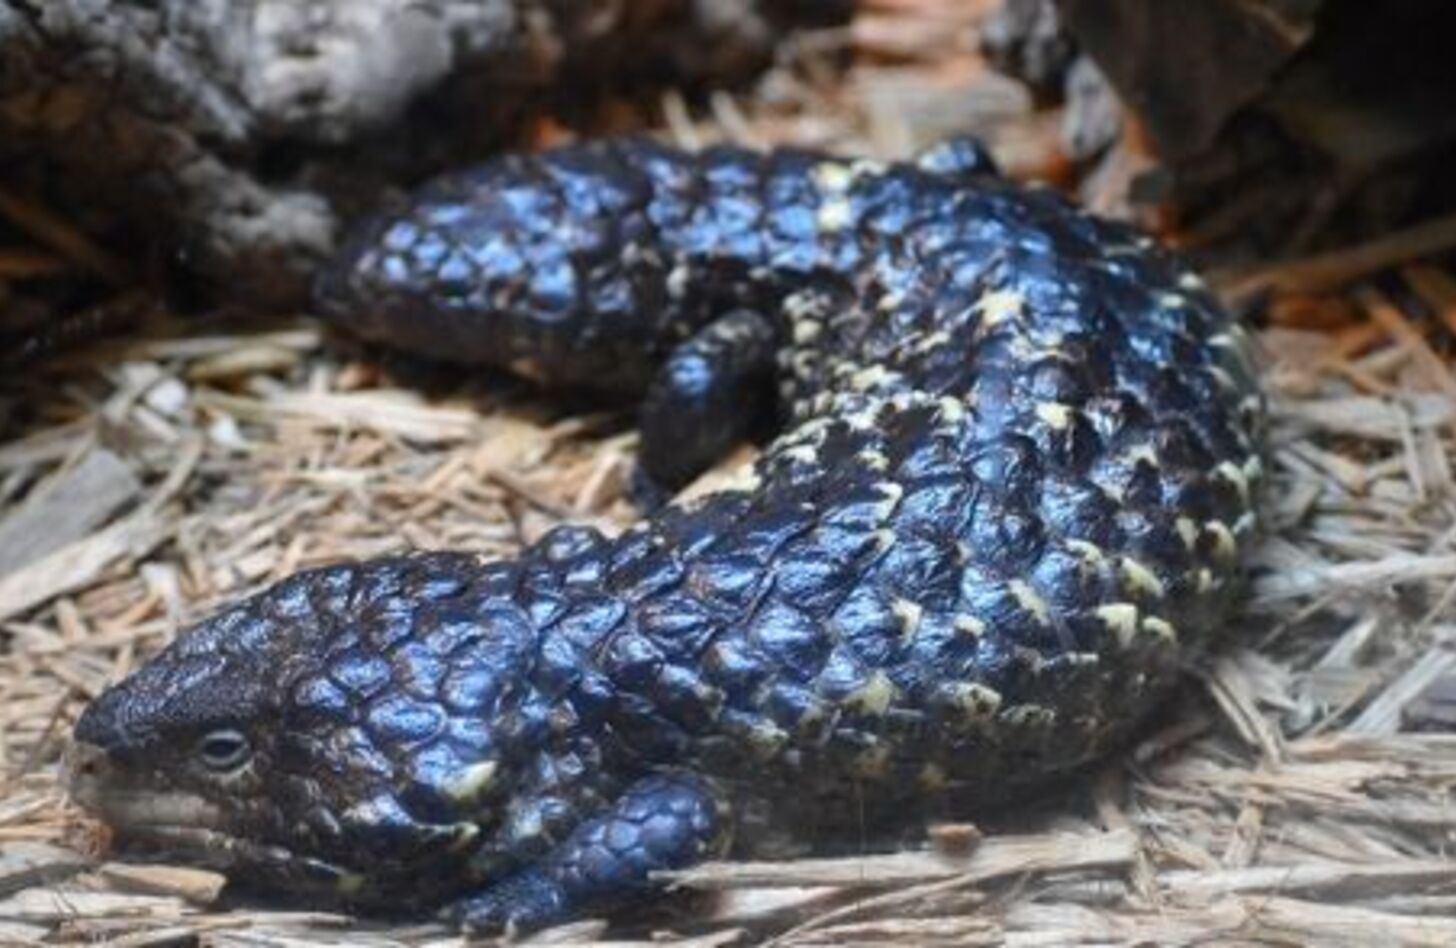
[452,773,729,935]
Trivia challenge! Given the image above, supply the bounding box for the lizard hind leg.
[636,308,778,498]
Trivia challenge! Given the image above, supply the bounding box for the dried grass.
[3,2,1456,945]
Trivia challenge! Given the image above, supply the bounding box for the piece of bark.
[0,508,172,623]
[0,1,849,309]
[0,448,142,578]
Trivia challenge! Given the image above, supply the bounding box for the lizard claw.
[450,868,570,935]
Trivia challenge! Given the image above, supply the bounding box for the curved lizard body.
[71,137,1262,931]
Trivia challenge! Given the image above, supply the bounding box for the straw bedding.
[3,2,1455,944]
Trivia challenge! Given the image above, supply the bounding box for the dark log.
[0,1,848,309]
[985,1,1456,260]
[1058,0,1319,161]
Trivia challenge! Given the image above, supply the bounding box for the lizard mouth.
[67,740,225,839]
[65,741,362,895]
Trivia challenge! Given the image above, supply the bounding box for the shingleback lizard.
[69,136,1263,932]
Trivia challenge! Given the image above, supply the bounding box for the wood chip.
[98,862,228,905]
[1220,210,1456,301]
[1162,859,1456,900]
[0,842,89,897]
[1254,552,1456,603]
[0,448,141,578]
[0,886,188,921]
[1401,671,1456,731]
[0,508,173,623]
[928,822,983,858]
[1346,629,1456,737]
[662,828,1136,890]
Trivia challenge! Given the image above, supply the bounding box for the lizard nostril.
[64,740,112,792]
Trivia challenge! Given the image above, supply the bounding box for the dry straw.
[3,2,1456,944]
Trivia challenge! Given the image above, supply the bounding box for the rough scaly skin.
[71,136,1263,932]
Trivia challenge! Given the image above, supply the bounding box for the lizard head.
[69,553,534,908]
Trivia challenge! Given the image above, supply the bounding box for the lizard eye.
[197,729,251,771]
